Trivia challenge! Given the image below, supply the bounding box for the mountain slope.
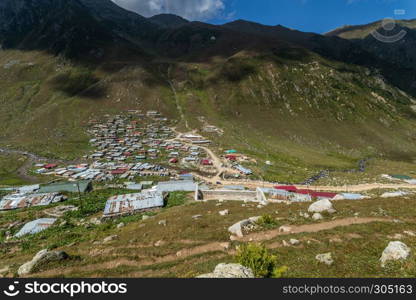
[149,14,189,28]
[0,1,415,182]
[327,19,416,94]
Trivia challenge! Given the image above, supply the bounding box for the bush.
[165,192,188,208]
[256,214,278,228]
[235,243,287,278]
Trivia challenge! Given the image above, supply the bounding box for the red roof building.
[311,192,338,199]
[44,164,58,169]
[111,169,127,175]
[225,155,237,161]
[275,186,298,192]
[201,159,213,166]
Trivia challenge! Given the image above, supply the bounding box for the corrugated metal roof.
[18,185,40,194]
[223,185,246,191]
[156,180,197,193]
[0,193,65,211]
[126,184,143,190]
[103,191,164,217]
[15,218,57,237]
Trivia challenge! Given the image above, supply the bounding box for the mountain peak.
[149,14,189,28]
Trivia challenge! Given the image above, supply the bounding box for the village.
[1,110,416,243]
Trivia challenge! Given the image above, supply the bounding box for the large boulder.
[18,249,69,276]
[196,263,255,278]
[228,216,260,237]
[308,199,334,214]
[380,241,411,267]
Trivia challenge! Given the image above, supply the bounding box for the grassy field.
[1,188,416,278]
[0,153,29,186]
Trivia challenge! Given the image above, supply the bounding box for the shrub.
[256,214,278,228]
[235,243,287,278]
[165,192,188,208]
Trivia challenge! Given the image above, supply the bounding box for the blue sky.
[113,0,416,34]
[211,0,416,33]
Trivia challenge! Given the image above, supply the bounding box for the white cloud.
[111,0,226,20]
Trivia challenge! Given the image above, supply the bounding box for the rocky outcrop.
[228,216,260,237]
[308,199,335,214]
[380,241,411,267]
[18,249,69,276]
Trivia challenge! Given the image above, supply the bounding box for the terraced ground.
[1,190,416,278]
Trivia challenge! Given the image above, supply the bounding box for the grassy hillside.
[167,50,416,182]
[0,46,415,183]
[1,189,416,278]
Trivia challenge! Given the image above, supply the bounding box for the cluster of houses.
[34,111,218,182]
[223,150,253,176]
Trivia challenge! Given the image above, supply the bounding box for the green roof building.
[38,181,93,194]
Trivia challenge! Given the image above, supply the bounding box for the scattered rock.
[142,215,150,221]
[89,217,102,225]
[228,217,260,237]
[380,241,411,267]
[220,242,230,250]
[290,239,300,246]
[299,212,310,218]
[329,237,343,243]
[219,209,229,216]
[192,215,202,220]
[308,199,334,214]
[158,220,167,226]
[312,213,323,221]
[117,222,125,229]
[316,253,334,266]
[279,226,292,233]
[103,235,119,243]
[18,249,69,276]
[404,231,416,237]
[196,263,255,278]
[154,240,165,247]
[282,240,290,247]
